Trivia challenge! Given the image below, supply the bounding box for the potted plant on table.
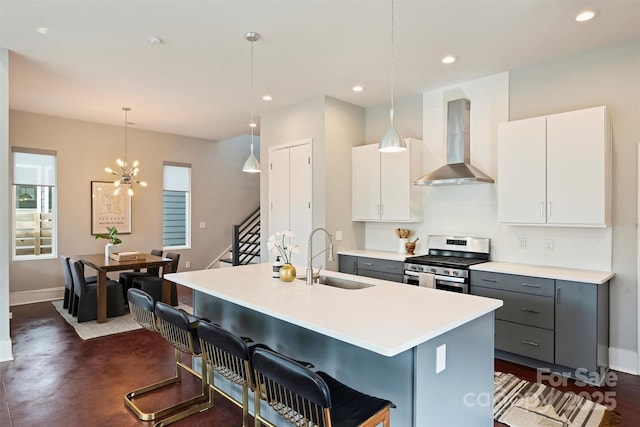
[95,226,122,258]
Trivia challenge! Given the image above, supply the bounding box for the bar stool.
[197,321,256,427]
[252,347,394,427]
[124,300,213,426]
[126,288,157,332]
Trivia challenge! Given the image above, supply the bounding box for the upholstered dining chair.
[60,256,97,314]
[119,248,163,301]
[252,347,394,427]
[69,259,125,322]
[132,252,180,306]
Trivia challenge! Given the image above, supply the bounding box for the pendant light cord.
[250,35,255,148]
[390,0,395,120]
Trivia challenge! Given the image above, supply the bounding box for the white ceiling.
[1,0,639,141]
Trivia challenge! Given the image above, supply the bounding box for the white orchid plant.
[267,230,300,265]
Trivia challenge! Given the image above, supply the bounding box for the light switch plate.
[335,230,343,241]
[436,344,446,373]
[199,221,206,229]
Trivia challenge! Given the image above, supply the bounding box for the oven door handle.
[434,275,466,284]
[404,271,422,277]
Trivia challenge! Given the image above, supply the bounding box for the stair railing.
[231,207,260,266]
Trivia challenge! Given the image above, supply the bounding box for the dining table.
[76,253,173,323]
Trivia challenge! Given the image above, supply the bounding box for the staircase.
[218,207,261,267]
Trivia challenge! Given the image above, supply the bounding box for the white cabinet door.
[546,107,608,226]
[352,144,381,220]
[380,148,411,221]
[269,147,291,242]
[497,117,547,224]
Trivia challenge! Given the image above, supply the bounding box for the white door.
[546,107,607,226]
[268,141,312,267]
[352,144,381,220]
[288,143,312,266]
[497,116,547,224]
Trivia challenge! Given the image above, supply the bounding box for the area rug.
[494,371,622,427]
[52,299,192,340]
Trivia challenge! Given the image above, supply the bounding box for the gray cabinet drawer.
[358,269,403,283]
[338,255,358,275]
[357,257,404,275]
[471,286,554,330]
[495,320,554,363]
[471,271,555,297]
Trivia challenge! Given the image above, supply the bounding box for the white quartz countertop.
[166,263,502,357]
[470,262,614,285]
[337,249,422,262]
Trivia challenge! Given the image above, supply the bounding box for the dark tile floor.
[1,285,639,426]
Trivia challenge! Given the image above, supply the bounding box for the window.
[163,162,191,249]
[12,148,57,260]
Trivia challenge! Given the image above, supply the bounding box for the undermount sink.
[296,275,374,290]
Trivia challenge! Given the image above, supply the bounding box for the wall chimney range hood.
[413,98,494,186]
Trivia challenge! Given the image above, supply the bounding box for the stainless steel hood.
[413,98,494,186]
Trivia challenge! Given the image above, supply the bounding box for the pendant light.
[104,107,147,196]
[242,31,261,173]
[378,0,406,153]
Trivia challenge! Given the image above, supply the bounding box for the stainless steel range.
[404,235,490,293]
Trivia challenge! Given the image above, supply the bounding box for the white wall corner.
[0,339,13,362]
[608,347,638,375]
[10,287,65,306]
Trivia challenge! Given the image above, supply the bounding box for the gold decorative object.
[395,228,411,239]
[279,264,296,282]
[406,237,419,255]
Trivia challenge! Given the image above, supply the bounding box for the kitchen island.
[166,263,503,426]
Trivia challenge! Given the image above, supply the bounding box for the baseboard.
[9,287,64,306]
[0,338,13,362]
[609,346,638,375]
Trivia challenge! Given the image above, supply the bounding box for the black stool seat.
[316,371,394,427]
[252,347,393,427]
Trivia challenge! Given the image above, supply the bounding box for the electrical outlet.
[519,238,527,249]
[185,261,191,268]
[436,344,446,373]
[335,230,343,241]
[545,239,554,251]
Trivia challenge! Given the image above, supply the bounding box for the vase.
[279,263,296,282]
[398,238,408,254]
[105,243,119,259]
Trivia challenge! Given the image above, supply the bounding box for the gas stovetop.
[405,255,488,269]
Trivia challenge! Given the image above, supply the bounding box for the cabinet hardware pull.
[521,283,541,288]
[548,201,552,217]
[540,202,545,217]
[481,278,497,283]
[521,307,541,314]
[363,262,373,266]
[520,339,539,347]
[556,288,561,304]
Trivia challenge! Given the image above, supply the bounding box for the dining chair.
[60,256,97,314]
[69,259,125,322]
[119,249,163,301]
[132,252,180,306]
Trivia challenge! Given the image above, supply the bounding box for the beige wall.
[260,95,364,270]
[509,39,640,364]
[8,111,259,300]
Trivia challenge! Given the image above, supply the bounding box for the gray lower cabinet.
[338,254,404,283]
[470,270,609,385]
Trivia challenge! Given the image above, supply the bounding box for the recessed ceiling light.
[352,85,364,92]
[262,95,272,102]
[36,27,49,35]
[442,55,457,64]
[575,10,599,22]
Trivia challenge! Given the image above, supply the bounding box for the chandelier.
[242,31,261,173]
[105,107,147,196]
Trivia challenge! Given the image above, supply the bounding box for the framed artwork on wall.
[90,181,132,235]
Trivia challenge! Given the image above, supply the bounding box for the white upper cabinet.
[498,106,611,227]
[352,138,422,222]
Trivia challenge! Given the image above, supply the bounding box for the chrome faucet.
[306,227,334,285]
